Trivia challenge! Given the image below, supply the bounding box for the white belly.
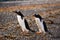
[35,18,45,33]
[17,15,28,32]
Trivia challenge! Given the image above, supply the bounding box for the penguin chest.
[35,18,43,26]
[35,18,45,31]
[17,15,25,28]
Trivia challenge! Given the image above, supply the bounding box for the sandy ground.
[0,9,60,40]
[0,1,60,40]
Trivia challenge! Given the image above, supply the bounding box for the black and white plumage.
[33,14,51,34]
[13,11,35,33]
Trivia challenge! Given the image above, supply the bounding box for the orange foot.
[36,32,42,34]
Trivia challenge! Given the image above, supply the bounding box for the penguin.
[33,14,52,34]
[13,11,36,33]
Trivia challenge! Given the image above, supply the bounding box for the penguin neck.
[36,17,42,21]
[17,12,24,17]
[36,17,43,22]
[17,15,24,19]
[39,18,42,21]
[34,15,42,21]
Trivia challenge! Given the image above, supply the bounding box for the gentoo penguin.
[33,14,52,34]
[13,11,36,33]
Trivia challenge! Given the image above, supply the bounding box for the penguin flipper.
[24,19,36,33]
[43,21,52,35]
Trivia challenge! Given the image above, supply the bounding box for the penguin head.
[33,14,43,20]
[13,10,24,17]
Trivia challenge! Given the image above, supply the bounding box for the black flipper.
[43,21,52,35]
[43,21,48,32]
[24,19,36,32]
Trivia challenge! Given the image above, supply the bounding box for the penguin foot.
[36,32,42,34]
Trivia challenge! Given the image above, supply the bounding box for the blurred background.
[0,0,60,40]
